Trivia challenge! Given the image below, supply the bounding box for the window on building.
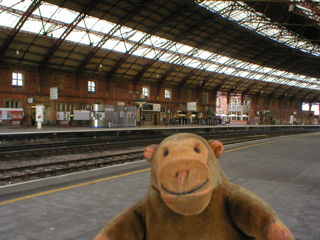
[12,72,23,87]
[88,81,96,93]
[202,92,209,105]
[5,100,20,108]
[165,89,171,99]
[142,86,149,99]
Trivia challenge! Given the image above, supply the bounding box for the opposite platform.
[0,133,319,239]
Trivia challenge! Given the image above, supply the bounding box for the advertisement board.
[36,105,44,122]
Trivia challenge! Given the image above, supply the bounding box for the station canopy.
[0,0,319,102]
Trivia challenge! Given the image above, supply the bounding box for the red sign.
[10,111,23,120]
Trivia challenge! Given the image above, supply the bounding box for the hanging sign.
[187,102,197,111]
[50,87,58,100]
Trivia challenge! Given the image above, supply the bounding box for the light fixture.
[16,50,20,55]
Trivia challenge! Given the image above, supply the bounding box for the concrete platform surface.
[0,124,319,135]
[0,133,319,240]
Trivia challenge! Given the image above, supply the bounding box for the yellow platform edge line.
[0,168,150,206]
[0,133,310,206]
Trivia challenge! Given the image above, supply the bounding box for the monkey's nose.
[175,170,189,191]
[175,170,189,178]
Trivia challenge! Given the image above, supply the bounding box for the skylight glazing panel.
[0,12,20,28]
[205,63,219,72]
[20,20,43,34]
[176,45,194,54]
[105,39,128,53]
[132,47,151,57]
[5,0,30,11]
[184,59,202,68]
[127,30,146,42]
[230,10,247,21]
[113,26,132,38]
[167,55,181,64]
[36,3,60,19]
[51,8,79,24]
[149,35,163,46]
[198,50,212,59]
[91,20,116,34]
[77,17,99,29]
[152,36,170,48]
[145,49,160,59]
[216,56,229,64]
[198,1,320,57]
[66,31,88,44]
[48,27,66,39]
[158,52,176,62]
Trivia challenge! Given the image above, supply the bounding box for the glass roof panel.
[198,50,212,59]
[198,1,320,57]
[158,52,176,62]
[36,3,60,19]
[50,8,78,24]
[5,0,30,11]
[77,17,99,30]
[128,30,147,42]
[20,19,43,34]
[131,46,150,57]
[66,31,89,45]
[0,12,20,28]
[91,20,116,34]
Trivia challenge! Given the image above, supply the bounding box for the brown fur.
[94,133,294,240]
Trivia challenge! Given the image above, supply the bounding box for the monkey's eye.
[164,150,169,157]
[194,147,200,153]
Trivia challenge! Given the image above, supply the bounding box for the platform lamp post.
[135,98,147,127]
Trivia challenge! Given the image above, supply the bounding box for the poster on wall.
[0,108,23,120]
[7,111,13,120]
[11,111,23,120]
[57,112,65,120]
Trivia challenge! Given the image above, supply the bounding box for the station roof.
[0,0,320,102]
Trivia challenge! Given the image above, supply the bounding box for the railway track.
[0,131,311,185]
[0,129,312,161]
[0,151,143,185]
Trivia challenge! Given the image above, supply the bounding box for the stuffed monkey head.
[144,133,226,216]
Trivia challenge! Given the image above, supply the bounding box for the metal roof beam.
[106,1,193,83]
[0,0,42,61]
[39,0,100,70]
[132,15,212,86]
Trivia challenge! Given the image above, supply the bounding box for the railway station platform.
[0,124,320,144]
[0,132,319,239]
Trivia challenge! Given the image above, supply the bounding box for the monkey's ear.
[144,144,158,163]
[208,140,224,158]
